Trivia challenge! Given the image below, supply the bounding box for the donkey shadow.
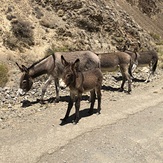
[102,75,146,93]
[60,108,99,126]
[132,78,146,82]
[21,95,90,108]
[113,75,146,83]
[102,85,120,92]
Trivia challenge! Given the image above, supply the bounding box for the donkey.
[16,50,100,103]
[60,55,103,124]
[122,43,158,82]
[97,51,133,93]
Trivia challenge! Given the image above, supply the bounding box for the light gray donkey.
[16,50,100,103]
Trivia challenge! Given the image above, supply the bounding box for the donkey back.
[61,55,103,94]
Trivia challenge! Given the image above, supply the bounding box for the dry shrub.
[3,20,34,51]
[0,63,8,87]
[44,44,73,57]
[138,0,161,17]
[11,20,34,46]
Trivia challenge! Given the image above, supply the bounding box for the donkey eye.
[22,80,27,84]
[66,74,71,78]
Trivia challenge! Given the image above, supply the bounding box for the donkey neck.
[28,55,54,78]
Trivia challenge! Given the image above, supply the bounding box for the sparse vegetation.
[11,20,34,46]
[3,20,34,51]
[44,44,72,57]
[0,63,8,87]
[3,32,19,50]
[138,0,161,17]
[150,32,163,45]
[150,32,160,41]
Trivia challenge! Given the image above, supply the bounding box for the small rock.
[8,103,12,109]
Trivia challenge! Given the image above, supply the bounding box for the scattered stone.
[8,103,12,109]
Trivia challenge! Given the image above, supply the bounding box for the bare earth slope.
[116,0,163,38]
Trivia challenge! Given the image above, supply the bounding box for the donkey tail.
[152,59,158,74]
[128,51,139,78]
[128,59,134,78]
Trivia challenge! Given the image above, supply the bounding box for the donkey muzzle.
[18,88,26,96]
[59,79,67,89]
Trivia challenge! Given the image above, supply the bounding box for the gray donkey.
[60,55,103,124]
[97,52,133,93]
[16,50,100,103]
[122,42,158,82]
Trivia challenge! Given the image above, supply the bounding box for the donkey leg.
[88,90,96,115]
[120,65,132,93]
[40,76,53,103]
[61,94,74,122]
[119,77,125,92]
[96,89,102,115]
[124,68,132,93]
[119,66,126,92]
[126,74,132,93]
[145,62,153,82]
[73,94,82,124]
[54,78,60,103]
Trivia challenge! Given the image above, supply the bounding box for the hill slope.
[0,0,163,85]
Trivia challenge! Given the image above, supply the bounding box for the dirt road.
[0,71,163,163]
[39,101,163,163]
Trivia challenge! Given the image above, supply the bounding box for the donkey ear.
[61,55,69,67]
[21,65,28,73]
[73,58,80,70]
[16,62,24,72]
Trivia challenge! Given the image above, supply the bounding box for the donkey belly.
[101,66,119,72]
[138,63,149,67]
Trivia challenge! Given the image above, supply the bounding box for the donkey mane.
[27,53,55,70]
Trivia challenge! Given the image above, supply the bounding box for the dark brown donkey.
[16,51,100,103]
[122,43,158,82]
[97,52,132,93]
[60,55,103,124]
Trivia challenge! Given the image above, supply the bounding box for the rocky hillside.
[0,0,163,86]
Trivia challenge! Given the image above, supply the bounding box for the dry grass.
[0,63,8,87]
[44,44,71,57]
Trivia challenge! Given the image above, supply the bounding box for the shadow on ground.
[21,95,90,108]
[60,108,99,126]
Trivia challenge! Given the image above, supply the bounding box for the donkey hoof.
[60,118,67,122]
[55,98,60,103]
[127,90,132,94]
[54,96,60,103]
[60,118,68,125]
[38,99,45,104]
[72,120,78,125]
[118,88,124,92]
[145,80,150,83]
[96,111,101,115]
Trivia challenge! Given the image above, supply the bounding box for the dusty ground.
[0,68,163,163]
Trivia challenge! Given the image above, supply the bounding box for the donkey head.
[16,62,33,95]
[61,55,80,87]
